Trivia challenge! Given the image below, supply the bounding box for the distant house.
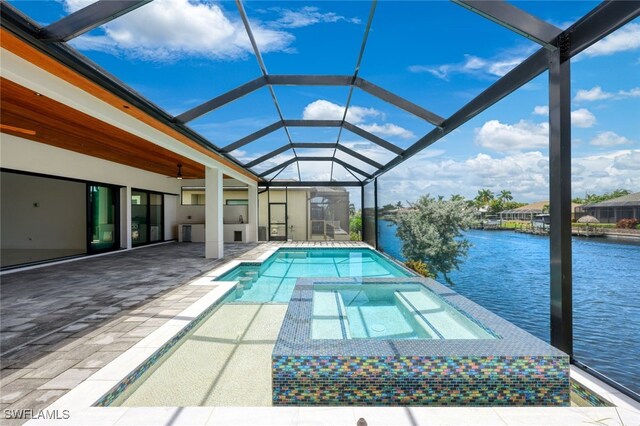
[500,201,582,221]
[581,192,640,224]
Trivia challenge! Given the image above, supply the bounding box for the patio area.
[1,242,638,425]
[0,243,260,370]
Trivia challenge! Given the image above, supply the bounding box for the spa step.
[395,290,485,339]
[311,291,351,339]
[393,291,441,339]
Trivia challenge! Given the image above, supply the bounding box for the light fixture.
[176,164,183,180]
[34,92,42,96]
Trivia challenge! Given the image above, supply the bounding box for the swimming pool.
[98,247,413,407]
[216,248,413,303]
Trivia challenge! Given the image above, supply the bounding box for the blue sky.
[10,0,640,203]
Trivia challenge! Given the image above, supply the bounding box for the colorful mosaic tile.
[570,380,613,407]
[273,355,569,406]
[273,277,571,407]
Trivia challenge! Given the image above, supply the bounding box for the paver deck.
[0,243,258,369]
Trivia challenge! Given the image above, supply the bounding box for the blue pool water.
[216,249,413,303]
[378,220,640,394]
[311,283,496,340]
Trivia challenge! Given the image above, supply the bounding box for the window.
[226,199,248,205]
[181,186,205,205]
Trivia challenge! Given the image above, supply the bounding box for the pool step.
[311,291,352,339]
[395,290,486,339]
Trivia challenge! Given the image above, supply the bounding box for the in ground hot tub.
[273,277,569,406]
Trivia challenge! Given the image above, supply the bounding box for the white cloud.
[574,85,640,102]
[302,100,414,139]
[583,23,640,57]
[359,123,414,139]
[376,149,640,205]
[533,105,549,116]
[590,131,633,147]
[619,87,640,97]
[475,120,548,151]
[302,100,380,123]
[571,108,596,128]
[574,86,613,102]
[613,150,640,170]
[532,106,596,128]
[270,6,361,28]
[408,47,535,81]
[65,0,294,61]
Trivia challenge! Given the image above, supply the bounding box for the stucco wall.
[1,171,86,250]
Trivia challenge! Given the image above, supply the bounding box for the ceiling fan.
[169,164,200,180]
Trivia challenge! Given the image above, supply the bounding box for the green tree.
[381,203,396,212]
[499,190,513,202]
[396,201,403,209]
[450,194,465,202]
[573,189,630,205]
[488,198,503,215]
[396,194,474,283]
[349,211,362,241]
[474,189,494,209]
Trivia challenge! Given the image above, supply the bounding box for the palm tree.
[475,189,494,208]
[396,201,403,209]
[450,194,465,202]
[499,190,513,202]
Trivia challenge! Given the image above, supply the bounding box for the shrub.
[405,260,432,277]
[616,218,639,229]
[349,231,361,241]
[396,194,473,282]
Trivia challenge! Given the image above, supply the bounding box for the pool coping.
[24,242,640,424]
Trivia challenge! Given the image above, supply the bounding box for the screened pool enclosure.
[1,0,639,403]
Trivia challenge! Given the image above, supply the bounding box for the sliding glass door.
[88,185,118,253]
[150,193,163,242]
[131,190,163,246]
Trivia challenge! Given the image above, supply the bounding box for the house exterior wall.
[1,134,180,194]
[1,134,181,250]
[583,206,639,224]
[1,171,86,251]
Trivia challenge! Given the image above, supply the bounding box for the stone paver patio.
[0,242,259,370]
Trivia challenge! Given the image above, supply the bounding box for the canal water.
[378,220,640,394]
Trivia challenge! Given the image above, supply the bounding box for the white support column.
[121,186,132,249]
[247,184,258,242]
[205,167,224,258]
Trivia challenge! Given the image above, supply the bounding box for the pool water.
[311,284,497,340]
[216,249,413,303]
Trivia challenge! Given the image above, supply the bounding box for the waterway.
[378,220,640,394]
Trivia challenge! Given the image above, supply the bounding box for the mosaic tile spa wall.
[273,277,570,407]
[272,354,569,406]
